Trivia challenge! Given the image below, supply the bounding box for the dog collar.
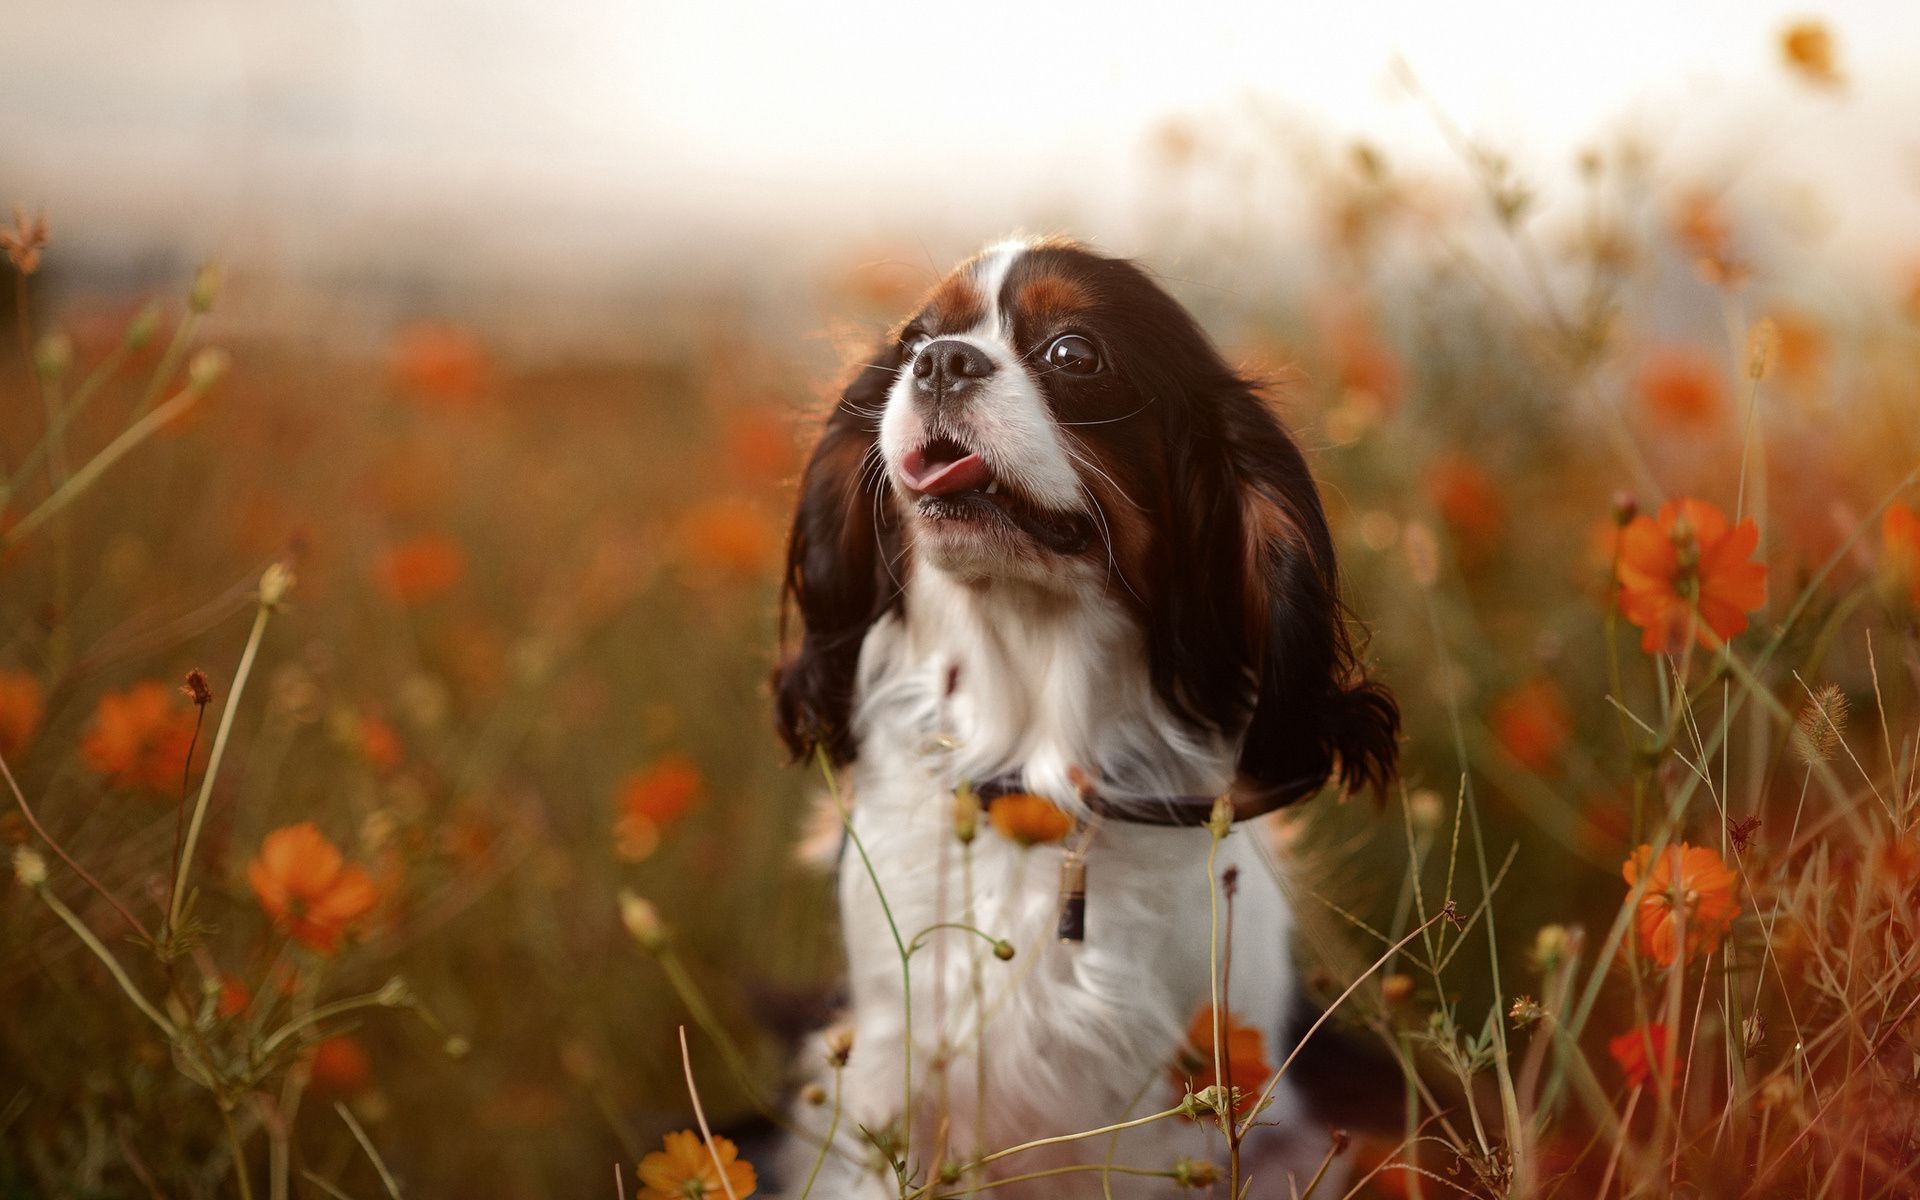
[969,773,1312,827]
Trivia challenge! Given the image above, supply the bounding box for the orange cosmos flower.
[676,498,780,581]
[81,682,200,793]
[357,715,405,774]
[1169,1005,1275,1117]
[388,321,493,406]
[1780,19,1843,87]
[1425,453,1505,555]
[1616,498,1767,654]
[247,823,380,954]
[306,1035,372,1094]
[1608,1022,1674,1090]
[613,755,704,862]
[987,792,1074,847]
[636,1131,758,1200]
[374,535,466,605]
[1882,501,1920,608]
[0,671,44,760]
[1489,679,1571,774]
[1637,347,1725,427]
[1622,842,1740,967]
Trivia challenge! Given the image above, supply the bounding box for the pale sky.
[4,0,1917,291]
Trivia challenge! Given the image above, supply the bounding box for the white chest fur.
[781,571,1331,1198]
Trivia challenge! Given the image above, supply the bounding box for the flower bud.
[1531,924,1572,973]
[824,1025,854,1067]
[257,561,296,609]
[618,890,669,952]
[1611,491,1639,526]
[34,334,71,382]
[953,784,979,845]
[126,301,163,350]
[992,939,1015,962]
[189,263,222,313]
[1172,1158,1219,1188]
[13,845,48,887]
[1206,794,1233,840]
[187,347,230,392]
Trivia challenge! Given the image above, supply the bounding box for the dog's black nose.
[912,338,995,398]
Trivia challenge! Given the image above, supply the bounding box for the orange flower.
[1490,679,1571,774]
[1671,192,1731,264]
[306,1035,372,1094]
[1636,347,1724,427]
[676,498,779,580]
[1622,842,1740,966]
[247,823,380,954]
[722,408,797,489]
[636,1131,758,1200]
[613,755,704,862]
[1425,453,1505,554]
[1169,1005,1275,1116]
[81,682,200,793]
[987,793,1074,847]
[1780,19,1842,87]
[1616,499,1767,654]
[357,715,405,774]
[1608,1022,1673,1090]
[1881,501,1920,608]
[217,976,251,1019]
[375,535,466,605]
[388,321,493,405]
[0,671,44,760]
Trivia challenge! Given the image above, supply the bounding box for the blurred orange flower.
[0,671,44,760]
[1881,501,1920,607]
[988,792,1074,847]
[247,823,380,954]
[357,715,405,774]
[217,976,251,1019]
[1609,1022,1673,1090]
[1425,453,1505,555]
[1490,679,1571,774]
[723,407,797,489]
[375,535,466,605]
[1672,192,1731,264]
[1616,498,1768,654]
[1169,1005,1274,1116]
[388,321,493,405]
[1779,19,1842,87]
[637,1131,757,1200]
[676,498,779,580]
[306,1035,372,1094]
[1637,347,1725,427]
[613,755,704,862]
[81,682,199,793]
[1623,842,1740,966]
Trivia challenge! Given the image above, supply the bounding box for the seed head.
[257,561,296,609]
[181,669,214,708]
[1792,684,1848,765]
[824,1025,854,1067]
[2,207,48,275]
[1172,1158,1219,1188]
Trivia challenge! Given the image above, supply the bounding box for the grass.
[4,51,1920,1196]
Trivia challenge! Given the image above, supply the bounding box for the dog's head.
[775,238,1397,806]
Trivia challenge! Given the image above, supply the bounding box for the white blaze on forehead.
[880,240,1086,515]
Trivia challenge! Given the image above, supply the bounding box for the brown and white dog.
[772,238,1398,1197]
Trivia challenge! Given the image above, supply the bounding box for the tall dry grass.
[3,22,1919,1197]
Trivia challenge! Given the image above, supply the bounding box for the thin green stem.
[32,884,175,1036]
[797,1066,844,1200]
[168,599,273,937]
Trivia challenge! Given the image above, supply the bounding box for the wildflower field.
[4,25,1920,1200]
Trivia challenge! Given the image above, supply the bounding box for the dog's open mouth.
[900,435,1092,554]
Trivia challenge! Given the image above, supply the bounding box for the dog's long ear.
[1153,378,1399,805]
[772,342,906,765]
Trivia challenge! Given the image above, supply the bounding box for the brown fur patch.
[1014,274,1093,325]
[917,271,987,334]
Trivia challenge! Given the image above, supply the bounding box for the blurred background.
[3,1,1919,1196]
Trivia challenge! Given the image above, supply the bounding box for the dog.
[771,238,1399,1197]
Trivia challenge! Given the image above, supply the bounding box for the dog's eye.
[1044,334,1101,375]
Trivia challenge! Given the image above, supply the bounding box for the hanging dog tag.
[1057,851,1087,943]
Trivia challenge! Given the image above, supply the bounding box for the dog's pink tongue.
[902,447,992,496]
